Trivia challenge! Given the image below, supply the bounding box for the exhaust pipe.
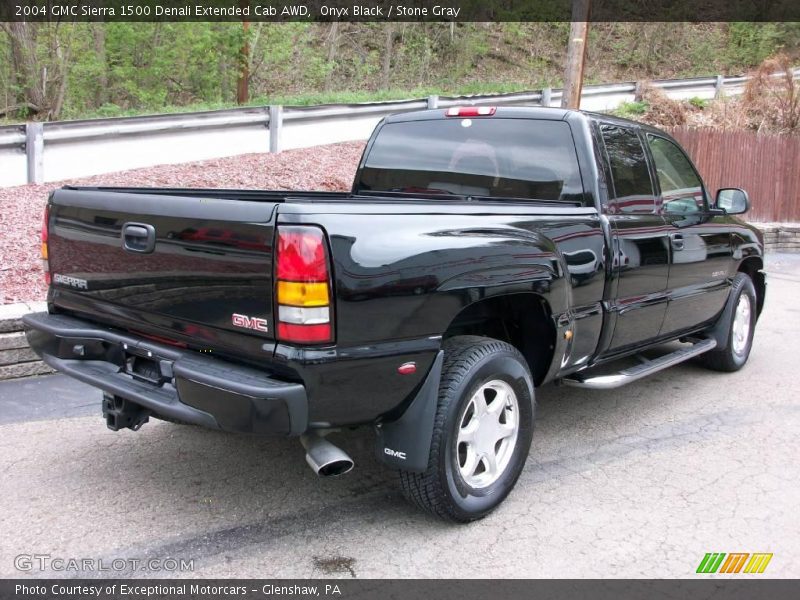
[300,431,354,477]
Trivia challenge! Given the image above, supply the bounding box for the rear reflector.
[275,225,333,345]
[397,362,417,375]
[445,106,496,117]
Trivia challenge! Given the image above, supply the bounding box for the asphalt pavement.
[1,254,799,579]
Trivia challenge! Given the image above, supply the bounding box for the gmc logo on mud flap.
[231,313,269,333]
[384,447,407,460]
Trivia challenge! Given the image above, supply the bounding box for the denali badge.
[53,274,88,290]
[231,313,269,333]
[384,447,407,460]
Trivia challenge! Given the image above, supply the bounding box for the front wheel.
[398,336,535,522]
[699,272,757,372]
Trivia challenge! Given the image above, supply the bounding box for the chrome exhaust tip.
[300,432,354,477]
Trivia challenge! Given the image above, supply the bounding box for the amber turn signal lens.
[276,281,329,307]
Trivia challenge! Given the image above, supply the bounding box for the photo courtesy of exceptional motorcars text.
[0,1,798,598]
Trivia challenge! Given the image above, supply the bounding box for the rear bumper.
[22,312,308,435]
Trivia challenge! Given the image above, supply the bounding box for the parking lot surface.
[1,254,799,579]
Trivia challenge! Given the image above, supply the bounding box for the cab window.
[356,118,586,204]
[599,124,656,214]
[646,135,706,214]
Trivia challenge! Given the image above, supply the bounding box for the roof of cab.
[382,105,671,137]
[382,106,575,123]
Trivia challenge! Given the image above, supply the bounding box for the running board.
[562,338,717,390]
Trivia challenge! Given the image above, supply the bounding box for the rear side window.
[356,118,585,203]
[600,124,655,214]
[646,134,706,214]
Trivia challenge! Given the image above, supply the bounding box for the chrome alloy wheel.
[456,379,519,489]
[731,293,752,356]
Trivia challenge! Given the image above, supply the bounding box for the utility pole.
[561,0,591,109]
[237,20,250,105]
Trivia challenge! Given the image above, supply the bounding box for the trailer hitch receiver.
[102,393,151,431]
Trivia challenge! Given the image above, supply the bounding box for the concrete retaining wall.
[0,302,53,381]
[756,223,800,253]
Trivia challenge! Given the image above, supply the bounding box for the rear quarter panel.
[275,203,606,425]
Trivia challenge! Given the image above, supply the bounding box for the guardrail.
[1,69,797,188]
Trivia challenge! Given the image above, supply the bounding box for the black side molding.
[375,350,444,472]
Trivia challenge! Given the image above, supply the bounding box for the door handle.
[670,233,684,251]
[122,222,156,254]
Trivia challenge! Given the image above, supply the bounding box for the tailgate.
[47,188,278,348]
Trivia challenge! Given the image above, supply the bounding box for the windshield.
[355,118,584,202]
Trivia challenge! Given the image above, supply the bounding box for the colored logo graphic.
[696,553,773,574]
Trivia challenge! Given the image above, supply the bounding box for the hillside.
[2,22,799,122]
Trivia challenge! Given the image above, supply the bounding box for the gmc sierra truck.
[24,106,765,522]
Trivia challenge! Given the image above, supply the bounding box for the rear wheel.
[699,273,757,372]
[398,336,535,522]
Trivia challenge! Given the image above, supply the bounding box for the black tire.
[398,335,535,522]
[699,273,757,372]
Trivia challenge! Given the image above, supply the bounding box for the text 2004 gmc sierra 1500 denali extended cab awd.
[24,107,765,521]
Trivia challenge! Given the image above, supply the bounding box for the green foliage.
[1,22,798,123]
[689,97,709,109]
[725,23,783,69]
[395,24,439,84]
[614,101,650,118]
[0,31,12,112]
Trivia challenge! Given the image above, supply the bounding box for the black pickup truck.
[24,106,765,521]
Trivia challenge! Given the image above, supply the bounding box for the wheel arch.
[442,292,557,386]
[737,256,765,318]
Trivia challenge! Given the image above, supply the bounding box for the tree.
[237,21,250,104]
[1,21,74,119]
[325,22,339,91]
[381,24,395,90]
[91,24,108,107]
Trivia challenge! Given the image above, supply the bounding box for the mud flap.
[708,274,751,351]
[375,351,444,472]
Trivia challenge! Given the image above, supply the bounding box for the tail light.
[41,205,50,285]
[275,226,333,344]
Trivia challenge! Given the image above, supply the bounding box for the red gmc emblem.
[231,313,269,333]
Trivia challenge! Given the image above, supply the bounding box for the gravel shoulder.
[0,142,364,305]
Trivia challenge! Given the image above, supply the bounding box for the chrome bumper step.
[562,337,717,390]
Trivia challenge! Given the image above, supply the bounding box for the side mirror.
[716,188,750,215]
